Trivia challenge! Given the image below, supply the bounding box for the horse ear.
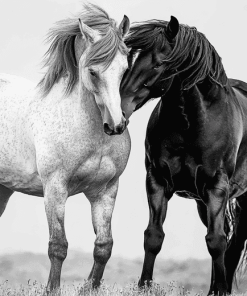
[118,15,130,38]
[74,35,85,64]
[78,19,98,43]
[166,16,179,40]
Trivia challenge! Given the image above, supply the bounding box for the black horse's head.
[120,16,179,119]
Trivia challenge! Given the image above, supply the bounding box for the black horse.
[121,16,247,295]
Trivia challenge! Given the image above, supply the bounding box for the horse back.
[229,78,247,96]
[0,74,35,138]
[0,73,34,92]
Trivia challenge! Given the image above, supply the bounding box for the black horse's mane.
[125,20,226,90]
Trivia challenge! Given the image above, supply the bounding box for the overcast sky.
[0,0,246,262]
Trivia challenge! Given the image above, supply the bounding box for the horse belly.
[0,169,43,196]
[0,142,43,195]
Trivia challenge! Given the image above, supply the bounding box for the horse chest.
[161,154,200,193]
[69,155,116,196]
[148,137,201,195]
[67,131,131,197]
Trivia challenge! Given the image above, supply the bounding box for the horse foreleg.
[86,179,118,288]
[44,175,68,295]
[203,173,229,296]
[139,165,172,287]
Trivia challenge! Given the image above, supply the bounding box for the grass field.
[0,250,246,295]
[0,281,207,296]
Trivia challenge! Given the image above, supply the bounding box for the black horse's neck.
[178,52,228,92]
[159,67,229,133]
[157,23,231,132]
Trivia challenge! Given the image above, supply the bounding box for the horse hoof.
[138,279,153,289]
[79,281,94,296]
[43,288,61,296]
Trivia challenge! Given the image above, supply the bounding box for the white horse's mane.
[38,3,129,97]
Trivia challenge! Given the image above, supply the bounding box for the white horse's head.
[75,15,130,135]
[39,4,130,135]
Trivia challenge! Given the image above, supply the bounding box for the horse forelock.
[125,20,225,90]
[85,27,129,70]
[38,3,128,97]
[125,20,168,53]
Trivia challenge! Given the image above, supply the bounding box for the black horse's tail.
[225,195,247,291]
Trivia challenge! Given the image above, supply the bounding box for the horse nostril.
[104,123,113,135]
[104,121,127,136]
[122,111,126,118]
[116,124,125,135]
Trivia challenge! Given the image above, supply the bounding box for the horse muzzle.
[103,112,128,135]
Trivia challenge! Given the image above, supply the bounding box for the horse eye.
[89,69,97,77]
[153,64,162,70]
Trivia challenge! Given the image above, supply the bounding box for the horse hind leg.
[0,185,13,216]
[196,199,229,294]
[225,194,247,293]
[196,194,247,295]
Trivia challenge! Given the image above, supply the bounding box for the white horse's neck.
[44,76,99,112]
[41,76,103,130]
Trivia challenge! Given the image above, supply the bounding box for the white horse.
[0,3,130,294]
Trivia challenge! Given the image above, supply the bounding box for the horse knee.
[48,240,68,262]
[144,226,164,255]
[94,238,113,265]
[206,233,226,259]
